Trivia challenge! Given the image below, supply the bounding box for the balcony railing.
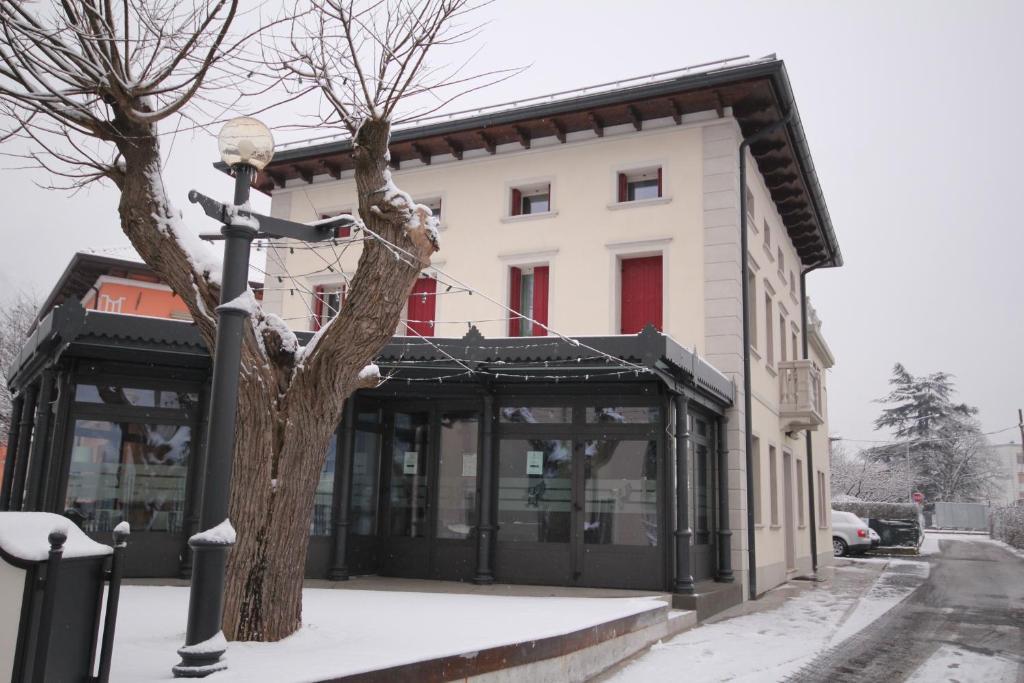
[778,360,824,432]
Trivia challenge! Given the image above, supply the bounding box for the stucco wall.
[263,110,836,596]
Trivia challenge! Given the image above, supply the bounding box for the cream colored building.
[255,56,842,602]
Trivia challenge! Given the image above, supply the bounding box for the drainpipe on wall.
[739,112,793,600]
[800,263,826,571]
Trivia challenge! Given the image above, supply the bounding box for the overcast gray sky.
[1,0,1021,447]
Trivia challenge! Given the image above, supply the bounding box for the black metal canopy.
[8,301,734,408]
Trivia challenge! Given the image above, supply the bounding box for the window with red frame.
[620,255,662,333]
[617,167,662,203]
[320,210,353,238]
[508,265,549,336]
[402,276,437,337]
[509,183,551,216]
[312,284,346,331]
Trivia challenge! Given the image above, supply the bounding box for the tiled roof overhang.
[229,57,841,268]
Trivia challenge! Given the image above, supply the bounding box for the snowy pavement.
[110,586,665,682]
[602,558,929,683]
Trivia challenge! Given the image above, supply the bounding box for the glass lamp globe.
[218,116,275,170]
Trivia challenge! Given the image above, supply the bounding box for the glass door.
[432,410,479,581]
[579,438,661,589]
[690,416,717,581]
[382,410,431,576]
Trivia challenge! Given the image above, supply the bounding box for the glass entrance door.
[580,438,661,588]
[380,406,481,580]
[382,410,431,576]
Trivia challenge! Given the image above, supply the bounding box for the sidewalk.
[597,557,930,682]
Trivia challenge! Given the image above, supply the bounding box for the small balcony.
[778,359,824,432]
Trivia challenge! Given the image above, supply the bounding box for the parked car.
[831,510,873,556]
[867,525,881,548]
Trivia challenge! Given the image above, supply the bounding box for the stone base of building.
[671,579,744,621]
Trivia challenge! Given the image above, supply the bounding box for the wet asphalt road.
[789,539,1024,682]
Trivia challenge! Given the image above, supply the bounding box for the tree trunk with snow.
[223,118,435,640]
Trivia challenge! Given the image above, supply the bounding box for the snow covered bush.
[991,504,1024,550]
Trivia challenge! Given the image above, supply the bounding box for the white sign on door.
[462,453,477,478]
[403,451,419,475]
[526,451,544,476]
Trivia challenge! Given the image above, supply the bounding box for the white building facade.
[254,56,843,601]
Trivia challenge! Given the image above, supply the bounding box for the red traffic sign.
[912,492,924,504]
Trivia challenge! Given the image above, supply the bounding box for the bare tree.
[1,0,503,642]
[830,442,908,503]
[1,292,40,443]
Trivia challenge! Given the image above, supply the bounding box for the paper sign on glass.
[526,451,544,476]
[462,453,477,478]
[403,451,419,475]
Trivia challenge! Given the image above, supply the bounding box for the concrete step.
[671,579,744,622]
[317,599,696,683]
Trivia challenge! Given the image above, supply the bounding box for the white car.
[831,510,873,557]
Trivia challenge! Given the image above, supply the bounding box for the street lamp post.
[173,117,275,678]
[903,414,936,505]
[173,117,355,678]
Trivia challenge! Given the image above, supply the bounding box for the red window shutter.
[617,173,628,202]
[657,167,663,197]
[406,277,436,337]
[508,267,522,336]
[531,266,549,337]
[322,213,351,238]
[312,285,325,331]
[620,256,663,334]
[511,189,522,216]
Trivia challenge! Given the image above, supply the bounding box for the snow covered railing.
[0,512,130,683]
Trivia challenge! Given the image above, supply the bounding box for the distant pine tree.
[868,364,999,502]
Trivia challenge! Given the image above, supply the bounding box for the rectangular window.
[752,436,762,525]
[584,439,658,546]
[620,255,663,333]
[508,265,549,336]
[313,283,347,331]
[777,247,785,272]
[790,271,797,296]
[497,438,572,543]
[747,271,758,349]
[769,445,779,526]
[792,331,799,360]
[764,220,771,248]
[510,183,551,216]
[311,434,337,536]
[745,186,755,223]
[65,420,190,534]
[351,420,382,536]
[618,167,662,202]
[764,293,774,366]
[403,276,437,337]
[416,197,442,222]
[779,314,787,362]
[320,210,353,238]
[797,458,805,527]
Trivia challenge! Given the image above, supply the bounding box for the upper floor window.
[618,167,662,203]
[763,220,771,249]
[764,292,774,367]
[417,196,442,222]
[745,187,755,223]
[320,209,353,238]
[510,183,551,216]
[509,265,549,337]
[620,255,662,333]
[747,270,758,350]
[790,271,796,296]
[777,247,785,273]
[312,283,346,331]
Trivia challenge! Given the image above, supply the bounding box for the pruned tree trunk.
[223,118,435,641]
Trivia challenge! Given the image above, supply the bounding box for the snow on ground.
[921,531,1024,560]
[906,644,1020,683]
[607,559,927,683]
[111,586,664,682]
